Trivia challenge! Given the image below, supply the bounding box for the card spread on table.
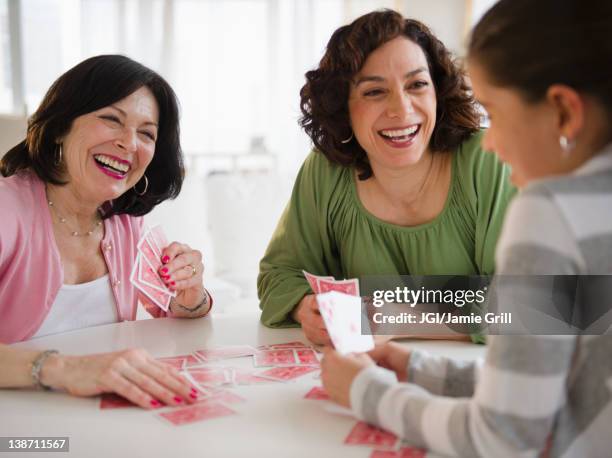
[158,402,236,426]
[99,393,140,409]
[370,448,426,458]
[344,421,398,448]
[230,367,283,385]
[258,365,319,381]
[295,348,319,365]
[185,367,232,388]
[253,348,320,367]
[155,354,201,371]
[195,346,257,362]
[155,355,189,370]
[130,225,175,311]
[304,386,330,401]
[258,341,309,350]
[316,291,374,354]
[253,349,298,367]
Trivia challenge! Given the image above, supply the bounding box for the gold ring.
[184,264,197,277]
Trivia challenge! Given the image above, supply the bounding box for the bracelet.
[172,290,209,313]
[31,350,59,391]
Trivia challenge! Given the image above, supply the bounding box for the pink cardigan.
[0,172,172,343]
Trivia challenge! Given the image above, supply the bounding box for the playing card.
[265,341,309,350]
[138,252,176,297]
[258,365,319,381]
[134,264,172,311]
[302,270,334,294]
[370,448,426,458]
[316,291,374,354]
[158,402,236,426]
[130,245,172,311]
[138,234,162,267]
[304,386,330,401]
[148,224,169,255]
[317,277,360,296]
[155,355,188,370]
[185,368,231,388]
[230,367,282,385]
[99,393,139,409]
[344,421,398,448]
[253,349,298,367]
[295,348,319,366]
[182,353,208,369]
[195,346,257,362]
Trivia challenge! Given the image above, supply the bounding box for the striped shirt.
[350,146,612,457]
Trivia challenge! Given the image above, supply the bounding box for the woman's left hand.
[320,348,374,408]
[158,242,207,312]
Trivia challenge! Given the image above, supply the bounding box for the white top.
[31,274,117,339]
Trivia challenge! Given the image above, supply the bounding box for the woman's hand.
[368,342,411,381]
[158,242,209,314]
[42,349,199,409]
[320,348,374,408]
[292,294,332,346]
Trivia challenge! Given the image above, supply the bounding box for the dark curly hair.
[0,54,184,217]
[300,9,480,180]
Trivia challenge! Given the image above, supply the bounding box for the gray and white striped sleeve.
[350,336,576,457]
[407,349,482,397]
[349,192,581,457]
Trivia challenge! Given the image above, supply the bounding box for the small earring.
[54,143,63,166]
[340,131,354,144]
[559,135,575,158]
[134,175,149,196]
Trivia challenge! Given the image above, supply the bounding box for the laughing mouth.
[379,124,421,143]
[94,154,131,176]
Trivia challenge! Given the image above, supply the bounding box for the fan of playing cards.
[130,225,176,311]
[303,270,374,354]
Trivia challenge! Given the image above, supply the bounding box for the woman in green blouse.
[258,10,515,345]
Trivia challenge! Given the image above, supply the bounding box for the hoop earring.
[134,175,149,196]
[560,135,576,158]
[340,132,354,144]
[54,143,63,166]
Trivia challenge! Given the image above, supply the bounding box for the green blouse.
[257,131,516,341]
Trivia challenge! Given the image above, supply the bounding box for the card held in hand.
[316,291,374,354]
[130,225,175,311]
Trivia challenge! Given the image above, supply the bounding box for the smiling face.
[59,86,159,203]
[348,36,437,172]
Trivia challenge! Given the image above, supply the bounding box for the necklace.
[47,199,103,237]
[403,153,436,207]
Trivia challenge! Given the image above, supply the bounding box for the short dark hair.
[469,0,612,116]
[299,9,480,180]
[0,54,184,217]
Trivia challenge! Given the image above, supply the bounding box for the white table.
[1,308,485,458]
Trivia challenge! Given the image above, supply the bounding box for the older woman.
[321,0,612,456]
[258,10,515,344]
[0,55,211,408]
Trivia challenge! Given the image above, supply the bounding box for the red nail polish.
[189,392,198,400]
[160,274,169,280]
[162,255,170,264]
[170,281,176,286]
[173,396,183,404]
[190,387,198,394]
[150,399,161,407]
